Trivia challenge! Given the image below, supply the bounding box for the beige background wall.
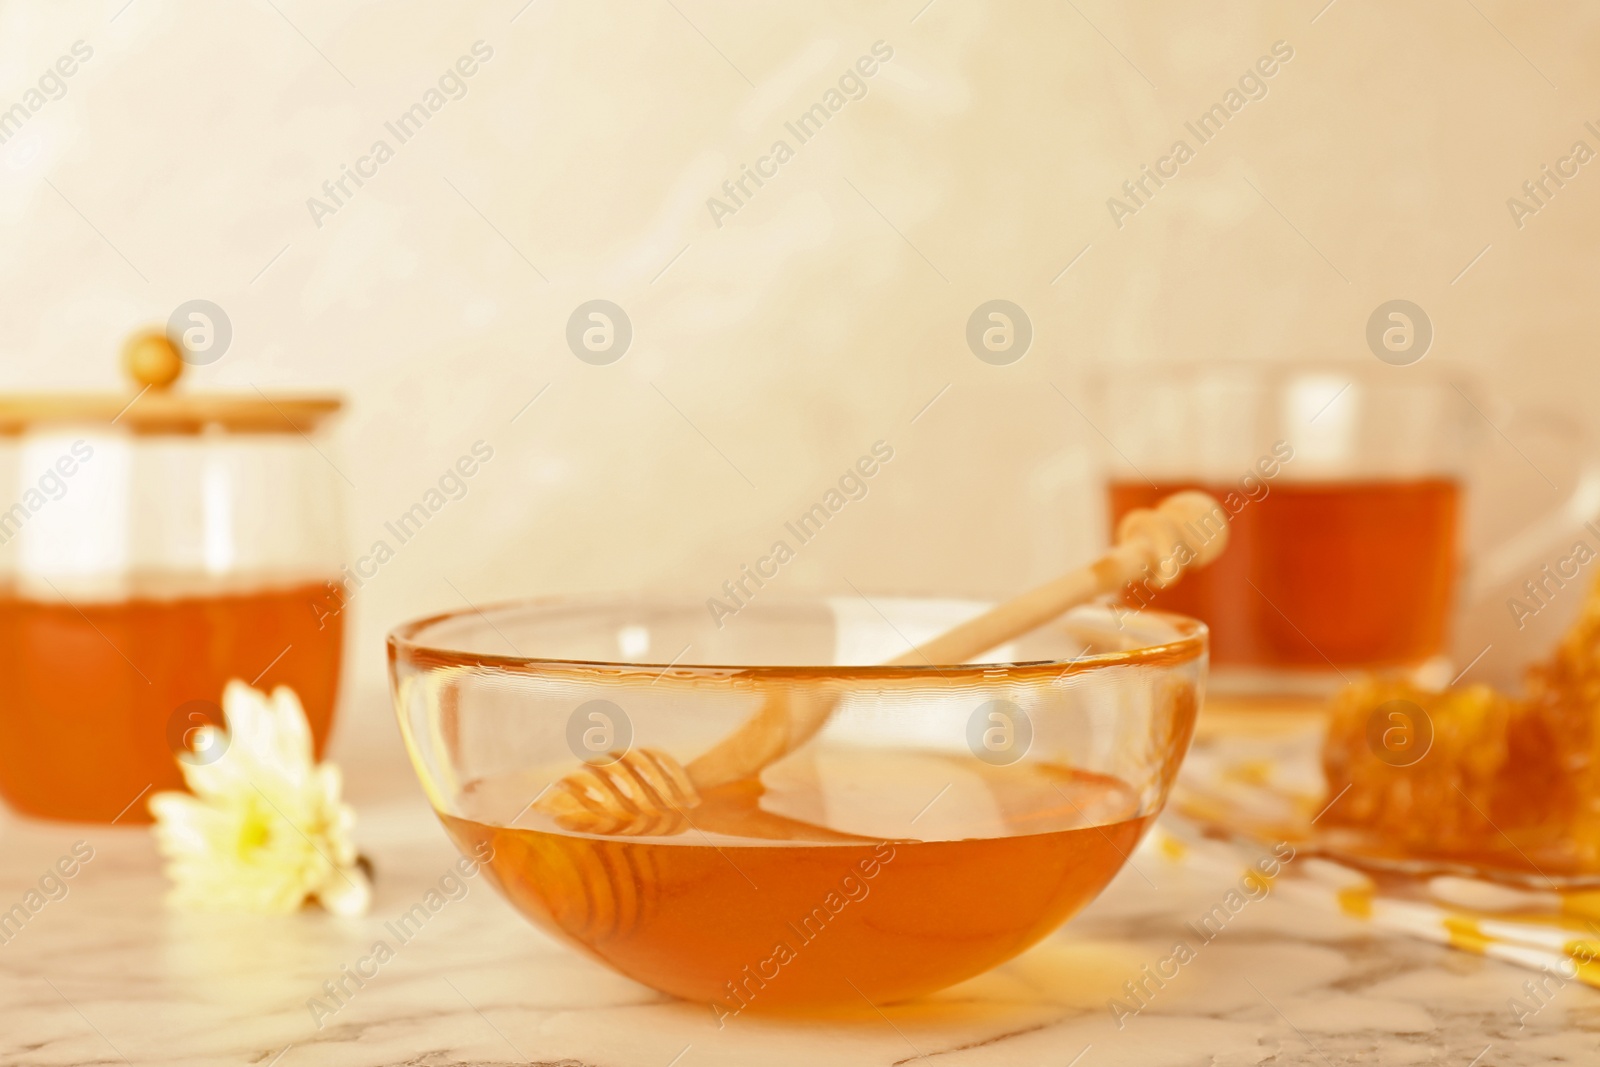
[2,1,1597,739]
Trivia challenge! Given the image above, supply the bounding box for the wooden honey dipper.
[536,490,1229,836]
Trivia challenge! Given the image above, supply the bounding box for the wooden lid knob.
[0,331,343,434]
[122,330,183,390]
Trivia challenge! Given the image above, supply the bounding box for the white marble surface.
[2,737,1597,1067]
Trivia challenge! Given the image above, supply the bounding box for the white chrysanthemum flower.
[149,680,371,916]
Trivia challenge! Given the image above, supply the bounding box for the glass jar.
[0,336,345,822]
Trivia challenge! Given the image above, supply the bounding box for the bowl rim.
[386,594,1208,682]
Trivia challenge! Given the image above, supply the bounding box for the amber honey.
[439,749,1149,1012]
[1110,478,1459,669]
[0,577,342,822]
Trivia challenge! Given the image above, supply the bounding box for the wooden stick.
[681,489,1229,791]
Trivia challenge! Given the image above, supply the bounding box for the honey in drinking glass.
[1109,478,1459,669]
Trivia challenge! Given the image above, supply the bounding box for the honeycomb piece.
[1321,572,1600,871]
[1322,677,1518,854]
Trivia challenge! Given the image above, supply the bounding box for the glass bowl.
[388,596,1206,1013]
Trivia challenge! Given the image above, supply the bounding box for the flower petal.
[150,681,367,916]
[316,863,373,917]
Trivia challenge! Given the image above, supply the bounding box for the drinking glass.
[1089,360,1593,699]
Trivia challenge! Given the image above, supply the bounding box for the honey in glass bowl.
[390,596,1206,1011]
[0,336,346,822]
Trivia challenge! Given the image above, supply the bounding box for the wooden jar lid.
[0,330,343,435]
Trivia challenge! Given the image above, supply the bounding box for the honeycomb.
[1321,573,1600,872]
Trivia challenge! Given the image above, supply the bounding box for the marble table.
[2,728,1596,1067]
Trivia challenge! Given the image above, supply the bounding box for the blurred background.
[2,0,1597,754]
